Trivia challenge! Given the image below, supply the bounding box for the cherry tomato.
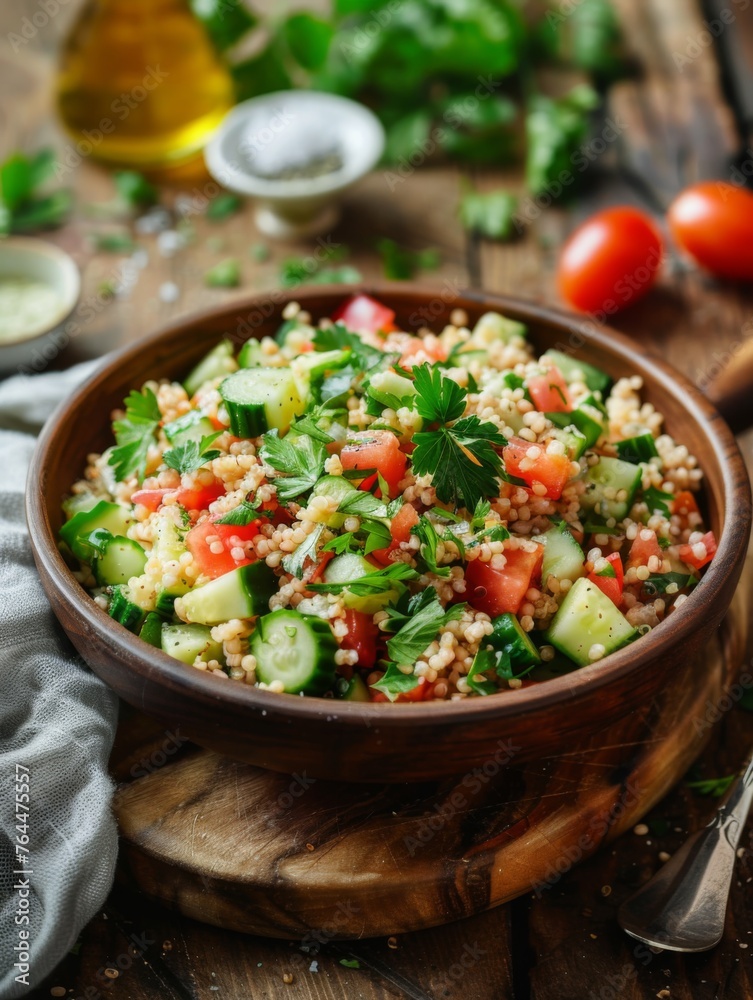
[185,518,258,579]
[679,531,717,571]
[331,294,397,334]
[626,529,663,570]
[526,366,572,413]
[668,182,753,281]
[340,430,407,497]
[340,610,380,671]
[131,482,226,514]
[503,436,573,500]
[588,551,623,606]
[557,207,663,314]
[465,547,543,617]
[371,502,419,566]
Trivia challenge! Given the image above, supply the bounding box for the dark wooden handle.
[704,339,753,435]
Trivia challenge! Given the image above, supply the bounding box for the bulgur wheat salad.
[61,294,716,703]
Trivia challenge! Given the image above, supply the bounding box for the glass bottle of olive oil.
[56,0,234,173]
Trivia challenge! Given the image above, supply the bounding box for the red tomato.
[679,531,717,571]
[557,207,664,314]
[526,366,572,413]
[588,551,624,606]
[503,437,573,500]
[340,430,407,497]
[370,678,436,703]
[465,546,543,617]
[668,182,753,281]
[131,489,169,512]
[131,482,226,514]
[672,491,700,518]
[627,529,663,569]
[372,503,419,565]
[398,337,447,369]
[185,518,258,579]
[340,610,379,671]
[332,294,396,334]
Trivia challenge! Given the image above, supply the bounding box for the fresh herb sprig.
[259,431,327,502]
[163,432,223,475]
[108,387,161,483]
[215,496,271,526]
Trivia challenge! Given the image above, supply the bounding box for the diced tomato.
[627,529,663,569]
[340,610,379,671]
[131,482,226,515]
[340,430,407,497]
[332,294,396,334]
[503,437,573,500]
[370,678,436,703]
[526,366,571,413]
[588,551,623,606]
[310,552,334,583]
[465,546,544,617]
[185,518,258,579]
[398,337,447,369]
[672,491,700,518]
[372,502,419,565]
[679,531,717,571]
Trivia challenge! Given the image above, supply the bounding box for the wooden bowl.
[26,286,752,783]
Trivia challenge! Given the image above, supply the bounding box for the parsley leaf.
[370,662,421,702]
[163,432,223,475]
[376,238,441,280]
[308,562,418,596]
[337,491,390,519]
[313,322,385,374]
[459,188,518,241]
[471,499,491,528]
[413,363,466,423]
[686,774,736,798]
[322,532,358,555]
[414,516,450,577]
[386,590,465,665]
[467,648,511,695]
[108,387,161,483]
[642,486,675,518]
[643,572,698,596]
[260,432,327,502]
[292,403,348,443]
[206,193,242,221]
[214,497,270,526]
[282,523,325,579]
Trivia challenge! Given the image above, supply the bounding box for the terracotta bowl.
[26,286,752,783]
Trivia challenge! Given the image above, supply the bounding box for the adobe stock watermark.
[13,764,32,987]
[7,0,73,52]
[434,941,487,995]
[129,729,188,779]
[673,0,750,72]
[335,0,402,62]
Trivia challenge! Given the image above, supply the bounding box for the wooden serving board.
[111,562,751,940]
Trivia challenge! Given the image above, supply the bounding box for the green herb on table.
[205,258,241,287]
[163,432,223,475]
[279,256,361,287]
[189,0,256,51]
[377,238,441,280]
[91,231,137,254]
[459,188,519,241]
[108,387,161,483]
[410,364,507,512]
[686,774,736,798]
[525,85,599,197]
[250,242,270,262]
[259,431,327,502]
[0,149,72,235]
[338,958,361,970]
[206,193,243,221]
[533,0,627,80]
[114,170,157,210]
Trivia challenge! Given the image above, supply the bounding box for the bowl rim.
[0,235,81,347]
[26,284,752,729]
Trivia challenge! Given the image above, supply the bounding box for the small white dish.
[0,237,81,374]
[205,90,385,239]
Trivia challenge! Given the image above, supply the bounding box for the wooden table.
[8,0,753,995]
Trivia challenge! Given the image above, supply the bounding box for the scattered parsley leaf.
[313,323,385,374]
[308,562,418,597]
[459,188,518,241]
[643,572,698,596]
[473,524,511,544]
[206,193,242,221]
[214,497,270,526]
[322,532,358,555]
[471,499,492,529]
[338,958,361,970]
[386,590,465,665]
[282,523,325,579]
[413,363,466,423]
[525,85,599,197]
[114,170,157,209]
[108,387,161,483]
[376,238,441,280]
[91,231,137,253]
[0,149,72,234]
[250,242,270,262]
[370,661,420,701]
[292,403,348,443]
[163,432,223,475]
[414,516,450,577]
[205,258,241,287]
[686,774,736,798]
[260,431,327,502]
[337,491,389,520]
[642,486,675,518]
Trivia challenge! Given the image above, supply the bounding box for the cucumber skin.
[580,456,642,521]
[60,500,133,562]
[542,522,585,584]
[488,613,541,667]
[179,562,277,626]
[161,623,224,666]
[94,536,147,587]
[252,610,337,695]
[108,586,146,633]
[139,612,164,648]
[323,553,396,614]
[220,368,305,438]
[184,339,236,397]
[544,349,611,393]
[546,577,638,667]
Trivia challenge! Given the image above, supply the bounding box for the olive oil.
[56,0,234,172]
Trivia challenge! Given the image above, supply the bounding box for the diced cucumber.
[184,339,237,397]
[251,609,337,694]
[220,367,305,437]
[546,577,638,666]
[151,513,190,595]
[161,623,225,666]
[163,410,216,445]
[139,612,163,648]
[323,553,397,614]
[238,338,266,368]
[94,536,147,586]
[311,475,356,528]
[62,493,100,520]
[488,613,541,667]
[339,674,371,701]
[547,404,604,451]
[60,500,134,562]
[580,391,608,417]
[365,369,419,413]
[543,349,611,393]
[292,349,351,381]
[616,432,659,464]
[108,585,146,633]
[542,520,585,583]
[548,425,587,460]
[155,589,181,616]
[469,312,527,348]
[580,456,642,521]
[179,562,276,625]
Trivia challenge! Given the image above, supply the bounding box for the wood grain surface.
[10,0,753,995]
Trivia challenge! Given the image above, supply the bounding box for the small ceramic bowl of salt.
[205,90,385,239]
[0,237,81,374]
